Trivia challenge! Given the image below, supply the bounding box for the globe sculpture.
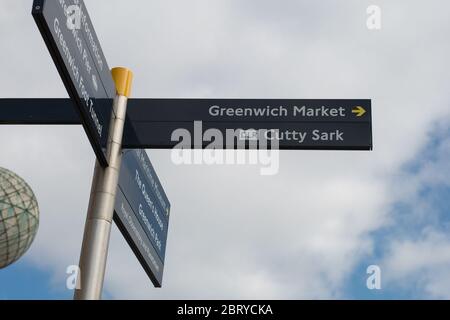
[0,167,39,269]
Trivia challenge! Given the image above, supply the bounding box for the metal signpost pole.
[74,67,133,300]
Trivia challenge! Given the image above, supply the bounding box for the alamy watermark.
[170,121,280,176]
[367,5,382,30]
[366,265,382,290]
[66,265,81,290]
[66,2,82,31]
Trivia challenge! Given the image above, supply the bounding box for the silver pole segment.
[74,94,129,300]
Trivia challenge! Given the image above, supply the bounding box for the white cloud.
[383,229,450,299]
[0,0,449,299]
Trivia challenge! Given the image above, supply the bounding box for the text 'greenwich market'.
[208,104,366,118]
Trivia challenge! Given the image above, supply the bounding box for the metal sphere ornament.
[0,167,39,269]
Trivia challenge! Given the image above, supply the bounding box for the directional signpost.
[31,0,170,299]
[0,0,374,300]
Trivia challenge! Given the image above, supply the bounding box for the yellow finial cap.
[111,67,133,98]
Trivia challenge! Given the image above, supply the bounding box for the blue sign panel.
[114,186,165,287]
[118,150,170,261]
[32,0,116,166]
[114,150,171,287]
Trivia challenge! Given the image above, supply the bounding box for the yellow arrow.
[352,106,366,117]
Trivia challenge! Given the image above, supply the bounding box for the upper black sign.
[32,0,116,166]
[123,99,373,150]
[0,98,373,150]
[127,99,371,123]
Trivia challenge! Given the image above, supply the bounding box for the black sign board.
[123,99,373,150]
[0,98,79,125]
[114,150,170,287]
[32,0,116,166]
[0,98,373,150]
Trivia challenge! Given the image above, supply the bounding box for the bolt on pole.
[74,67,133,300]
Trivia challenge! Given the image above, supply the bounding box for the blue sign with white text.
[114,150,170,287]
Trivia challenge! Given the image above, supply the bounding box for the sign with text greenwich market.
[32,0,116,167]
[122,99,373,150]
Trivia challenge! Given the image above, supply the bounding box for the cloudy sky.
[1,0,450,299]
